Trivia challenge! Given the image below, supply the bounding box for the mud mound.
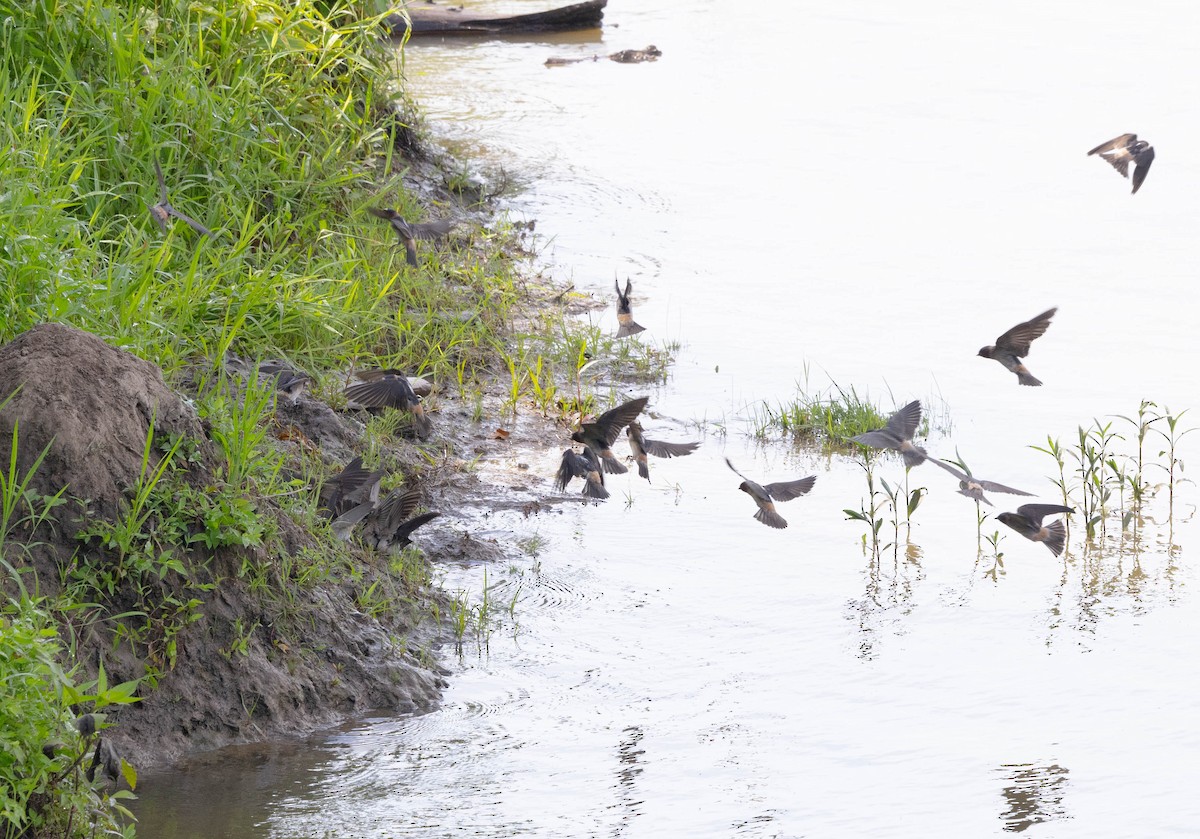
[0,322,209,532]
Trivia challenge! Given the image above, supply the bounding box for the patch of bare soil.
[0,322,573,769]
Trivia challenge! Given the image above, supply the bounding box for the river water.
[134,1,1200,836]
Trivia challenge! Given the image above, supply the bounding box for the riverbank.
[0,1,676,836]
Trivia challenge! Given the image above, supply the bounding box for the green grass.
[753,381,889,450]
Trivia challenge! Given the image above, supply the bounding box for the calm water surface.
[135,1,1200,836]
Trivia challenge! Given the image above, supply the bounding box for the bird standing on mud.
[361,486,441,553]
[626,420,699,481]
[978,307,1056,386]
[1087,133,1155,194]
[555,448,609,499]
[614,277,646,338]
[320,456,386,520]
[849,400,930,468]
[725,458,816,529]
[344,369,433,439]
[148,159,214,237]
[258,359,311,404]
[368,207,454,267]
[570,395,649,474]
[930,458,1033,506]
[996,504,1075,556]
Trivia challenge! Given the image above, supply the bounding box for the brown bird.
[614,277,646,338]
[555,448,609,499]
[626,420,699,481]
[319,456,385,519]
[996,503,1075,556]
[361,486,440,552]
[725,458,816,529]
[258,359,311,403]
[570,396,649,474]
[849,400,929,468]
[344,369,433,439]
[368,207,454,267]
[148,159,214,237]
[930,458,1034,507]
[1087,133,1155,194]
[978,308,1056,386]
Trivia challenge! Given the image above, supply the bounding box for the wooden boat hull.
[388,0,606,37]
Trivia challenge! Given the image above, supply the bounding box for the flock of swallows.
[157,132,1152,555]
[554,131,1157,553]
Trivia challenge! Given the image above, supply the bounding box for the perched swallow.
[570,396,650,474]
[614,277,646,338]
[319,456,385,519]
[996,503,1075,556]
[725,457,816,529]
[345,369,433,439]
[978,308,1056,386]
[555,448,609,499]
[930,459,1034,506]
[626,420,699,481]
[849,400,929,468]
[362,486,440,552]
[368,208,454,267]
[148,159,214,237]
[258,359,311,403]
[1087,133,1155,194]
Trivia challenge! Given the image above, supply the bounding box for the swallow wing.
[976,479,1034,496]
[849,429,898,450]
[930,458,968,481]
[724,456,752,483]
[556,449,587,490]
[331,500,376,540]
[1086,133,1136,157]
[345,374,417,409]
[168,208,214,237]
[1131,146,1154,194]
[1014,503,1074,524]
[590,396,650,445]
[153,159,169,203]
[641,437,700,458]
[884,400,922,442]
[763,475,817,502]
[994,308,1056,356]
[409,218,454,241]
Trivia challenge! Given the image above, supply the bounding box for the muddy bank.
[0,284,591,771]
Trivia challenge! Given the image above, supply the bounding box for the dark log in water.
[388,0,606,37]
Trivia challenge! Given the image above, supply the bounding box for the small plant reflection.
[612,725,645,835]
[997,761,1069,833]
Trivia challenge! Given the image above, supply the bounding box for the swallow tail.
[600,452,628,475]
[754,506,788,529]
[403,240,418,267]
[901,445,928,468]
[392,511,441,550]
[1043,520,1067,557]
[616,320,646,338]
[1016,367,1042,387]
[636,458,650,481]
[583,475,610,500]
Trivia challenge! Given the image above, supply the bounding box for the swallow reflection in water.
[849,399,929,467]
[725,457,816,529]
[626,420,699,481]
[148,159,214,237]
[344,369,433,439]
[614,277,646,338]
[1087,133,1155,194]
[930,458,1034,506]
[996,504,1075,557]
[977,308,1056,386]
[555,448,609,499]
[570,396,649,474]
